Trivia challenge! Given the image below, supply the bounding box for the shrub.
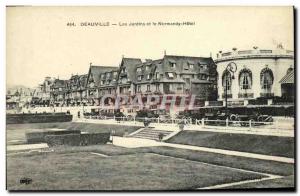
[45,134,81,147]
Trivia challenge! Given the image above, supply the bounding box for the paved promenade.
[77,118,294,137]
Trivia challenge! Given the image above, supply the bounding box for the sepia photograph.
[5,6,295,191]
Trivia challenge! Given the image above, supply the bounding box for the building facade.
[30,54,218,115]
[215,46,294,103]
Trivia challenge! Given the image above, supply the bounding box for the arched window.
[222,70,232,92]
[239,69,252,90]
[260,68,274,92]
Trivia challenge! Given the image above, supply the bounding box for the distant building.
[215,46,294,104]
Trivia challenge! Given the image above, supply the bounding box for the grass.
[7,149,265,190]
[6,122,143,141]
[39,145,294,177]
[166,130,294,158]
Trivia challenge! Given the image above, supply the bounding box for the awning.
[279,70,294,84]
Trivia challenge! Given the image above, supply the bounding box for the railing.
[208,101,223,106]
[216,49,294,61]
[82,115,293,133]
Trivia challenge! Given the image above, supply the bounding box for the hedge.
[44,132,110,147]
[26,130,81,144]
[45,134,81,147]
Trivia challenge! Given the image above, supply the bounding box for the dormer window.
[167,72,175,79]
[154,72,160,80]
[137,67,142,72]
[121,68,127,73]
[113,72,117,76]
[189,64,194,69]
[200,74,207,80]
[106,72,111,77]
[170,62,176,68]
[200,64,208,70]
[169,60,176,68]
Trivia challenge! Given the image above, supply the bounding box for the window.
[202,74,207,80]
[113,72,117,76]
[108,89,112,94]
[155,84,160,91]
[137,75,143,81]
[167,72,175,79]
[100,80,104,85]
[147,74,151,80]
[189,64,194,69]
[137,67,142,72]
[170,62,176,68]
[184,78,190,84]
[137,85,141,92]
[106,72,111,77]
[239,69,252,90]
[147,85,151,92]
[199,63,207,70]
[145,66,150,71]
[260,68,274,92]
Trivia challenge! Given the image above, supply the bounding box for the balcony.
[238,93,254,98]
[260,92,274,98]
[222,93,232,99]
[208,101,223,107]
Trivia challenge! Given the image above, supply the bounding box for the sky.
[6,6,294,88]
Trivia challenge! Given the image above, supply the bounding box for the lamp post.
[224,62,237,119]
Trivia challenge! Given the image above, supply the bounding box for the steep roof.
[134,55,216,84]
[87,65,119,87]
[119,58,142,82]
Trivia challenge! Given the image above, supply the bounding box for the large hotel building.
[30,54,218,115]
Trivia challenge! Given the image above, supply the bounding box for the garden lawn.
[166,130,294,158]
[7,151,265,190]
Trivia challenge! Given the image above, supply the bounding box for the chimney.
[164,50,167,56]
